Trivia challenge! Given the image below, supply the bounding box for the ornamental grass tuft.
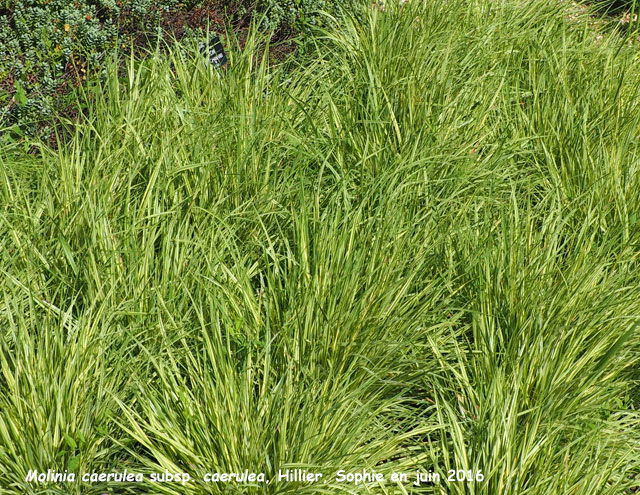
[1,1,639,493]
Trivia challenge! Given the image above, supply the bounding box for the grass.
[1,0,639,493]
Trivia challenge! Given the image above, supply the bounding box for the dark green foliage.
[593,0,636,12]
[256,0,361,31]
[0,0,179,137]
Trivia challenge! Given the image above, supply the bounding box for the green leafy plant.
[0,0,180,137]
[1,1,640,494]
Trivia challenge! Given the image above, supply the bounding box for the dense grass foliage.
[1,0,640,493]
[256,0,361,30]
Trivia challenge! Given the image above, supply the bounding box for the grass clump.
[1,0,640,494]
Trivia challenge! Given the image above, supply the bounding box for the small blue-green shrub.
[0,0,179,137]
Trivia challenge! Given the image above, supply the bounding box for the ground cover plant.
[1,0,640,493]
[0,0,360,141]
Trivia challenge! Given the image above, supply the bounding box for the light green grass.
[1,0,639,493]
